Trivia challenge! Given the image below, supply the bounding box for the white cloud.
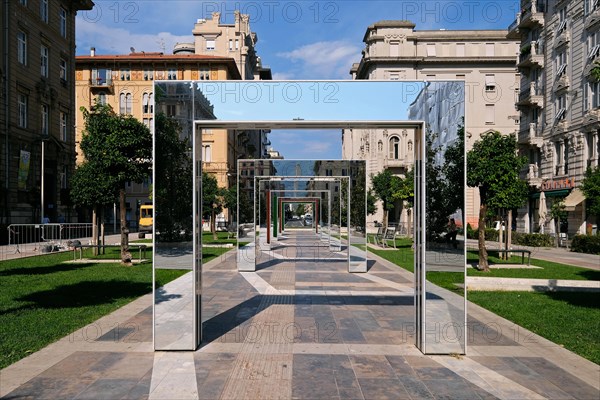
[76,20,192,55]
[272,72,295,80]
[277,41,360,79]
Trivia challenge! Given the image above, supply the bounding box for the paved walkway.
[1,231,599,399]
[465,239,600,270]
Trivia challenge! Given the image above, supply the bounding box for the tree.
[295,203,306,217]
[70,160,118,254]
[202,172,226,241]
[76,103,152,265]
[581,166,600,222]
[154,112,193,242]
[371,169,402,230]
[467,131,528,271]
[391,168,414,236]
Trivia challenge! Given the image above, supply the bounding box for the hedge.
[512,232,554,247]
[570,235,600,255]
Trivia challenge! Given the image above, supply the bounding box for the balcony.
[554,29,570,49]
[384,158,409,169]
[518,1,545,29]
[518,41,544,69]
[554,74,569,93]
[508,15,521,39]
[521,163,543,188]
[89,77,114,93]
[517,81,544,108]
[585,7,600,30]
[583,108,600,128]
[519,123,544,147]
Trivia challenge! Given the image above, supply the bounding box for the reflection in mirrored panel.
[412,82,466,354]
[153,80,465,355]
[236,160,366,273]
[153,81,203,350]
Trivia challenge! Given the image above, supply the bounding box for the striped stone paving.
[1,230,599,399]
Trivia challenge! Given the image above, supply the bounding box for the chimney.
[90,47,96,57]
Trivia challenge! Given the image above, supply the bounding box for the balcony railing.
[518,41,544,69]
[518,81,544,107]
[518,0,546,29]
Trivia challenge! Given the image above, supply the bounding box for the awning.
[564,188,585,211]
[531,189,570,199]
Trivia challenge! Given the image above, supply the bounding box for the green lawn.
[469,291,600,365]
[0,245,231,369]
[369,241,600,364]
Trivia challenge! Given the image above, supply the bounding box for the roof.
[76,52,242,79]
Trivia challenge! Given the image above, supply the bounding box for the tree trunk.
[100,212,105,255]
[382,201,389,232]
[498,218,503,259]
[505,210,512,259]
[211,208,217,241]
[120,188,132,265]
[555,218,560,248]
[478,200,489,271]
[92,207,98,256]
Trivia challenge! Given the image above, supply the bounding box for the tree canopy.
[154,112,193,242]
[467,131,528,270]
[71,103,152,264]
[581,166,600,219]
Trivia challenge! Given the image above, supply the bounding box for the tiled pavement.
[1,231,599,399]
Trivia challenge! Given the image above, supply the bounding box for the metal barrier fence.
[4,223,94,259]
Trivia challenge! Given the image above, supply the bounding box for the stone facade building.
[509,0,600,236]
[343,21,520,230]
[0,0,93,226]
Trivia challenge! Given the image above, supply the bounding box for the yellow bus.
[139,204,153,234]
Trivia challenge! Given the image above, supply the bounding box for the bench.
[73,244,148,262]
[373,226,397,248]
[490,249,531,266]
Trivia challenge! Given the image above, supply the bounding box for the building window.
[557,7,567,33]
[40,0,48,22]
[556,51,567,78]
[17,31,27,65]
[555,94,566,122]
[199,67,210,80]
[120,68,130,80]
[92,68,112,86]
[166,104,176,116]
[119,92,132,114]
[18,94,28,128]
[59,58,67,84]
[206,39,215,50]
[40,45,49,77]
[378,140,383,152]
[41,104,49,135]
[485,43,495,56]
[389,136,400,159]
[485,104,495,124]
[592,81,600,109]
[456,43,465,57]
[60,8,67,38]
[229,39,233,51]
[390,41,399,57]
[426,44,436,57]
[97,92,106,105]
[485,74,496,91]
[143,68,153,80]
[61,165,68,189]
[142,92,153,113]
[60,112,68,141]
[588,31,600,61]
[235,39,239,50]
[167,68,177,80]
[143,118,154,130]
[389,71,399,80]
[203,145,212,162]
[564,138,569,174]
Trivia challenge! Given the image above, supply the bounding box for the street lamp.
[39,135,50,224]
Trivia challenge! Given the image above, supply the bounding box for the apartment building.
[343,20,520,229]
[0,0,93,226]
[75,51,240,227]
[509,0,600,235]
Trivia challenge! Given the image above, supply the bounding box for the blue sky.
[76,0,519,158]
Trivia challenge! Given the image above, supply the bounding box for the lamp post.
[41,139,45,223]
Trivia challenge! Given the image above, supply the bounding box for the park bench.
[490,249,531,266]
[373,226,397,248]
[72,243,148,262]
